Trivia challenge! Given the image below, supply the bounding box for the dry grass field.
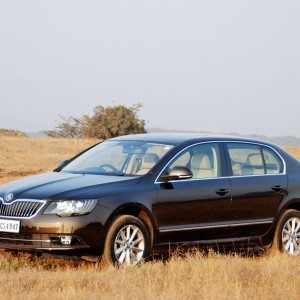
[0,136,299,299]
[0,136,97,185]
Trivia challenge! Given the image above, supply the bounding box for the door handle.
[215,189,229,196]
[272,185,285,192]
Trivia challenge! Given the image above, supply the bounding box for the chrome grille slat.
[23,202,31,217]
[26,203,34,217]
[26,203,35,217]
[16,202,22,216]
[23,202,30,217]
[8,204,13,216]
[20,202,27,216]
[0,199,45,218]
[29,203,40,216]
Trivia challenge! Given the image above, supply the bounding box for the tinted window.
[227,143,264,176]
[262,147,283,174]
[165,143,221,179]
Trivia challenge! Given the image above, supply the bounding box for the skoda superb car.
[0,133,300,266]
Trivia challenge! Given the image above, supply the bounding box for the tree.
[82,104,146,139]
[45,116,83,138]
[45,104,147,139]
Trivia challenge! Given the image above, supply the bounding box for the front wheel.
[273,209,300,256]
[102,215,150,266]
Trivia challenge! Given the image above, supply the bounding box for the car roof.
[110,133,273,146]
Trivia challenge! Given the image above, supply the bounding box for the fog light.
[60,236,72,245]
[50,236,73,245]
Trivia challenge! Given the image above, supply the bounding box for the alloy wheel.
[114,224,145,266]
[282,217,300,256]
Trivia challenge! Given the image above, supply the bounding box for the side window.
[262,147,283,174]
[227,143,264,176]
[166,143,221,179]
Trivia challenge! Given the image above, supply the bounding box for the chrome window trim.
[159,218,274,233]
[0,199,47,220]
[155,140,286,184]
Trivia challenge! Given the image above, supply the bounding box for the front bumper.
[0,209,107,253]
[0,232,89,251]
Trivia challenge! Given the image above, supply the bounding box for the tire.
[272,209,300,256]
[102,215,150,266]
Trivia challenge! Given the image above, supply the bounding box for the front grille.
[0,200,45,218]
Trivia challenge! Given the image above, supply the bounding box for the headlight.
[43,199,98,217]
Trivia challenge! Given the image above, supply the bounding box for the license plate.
[0,219,20,233]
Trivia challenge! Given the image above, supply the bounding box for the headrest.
[144,153,159,164]
[140,153,160,169]
[247,154,262,166]
[191,153,212,170]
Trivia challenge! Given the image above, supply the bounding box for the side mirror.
[161,166,193,182]
[57,159,70,169]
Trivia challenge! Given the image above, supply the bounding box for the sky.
[0,0,299,136]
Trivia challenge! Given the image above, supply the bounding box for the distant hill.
[0,128,27,137]
[24,127,300,146]
[26,131,47,138]
[148,128,300,146]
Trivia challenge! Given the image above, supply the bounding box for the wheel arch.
[104,202,157,247]
[278,199,300,217]
[284,202,300,211]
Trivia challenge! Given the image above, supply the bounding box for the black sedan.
[0,134,299,266]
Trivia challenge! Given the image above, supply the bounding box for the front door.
[155,142,232,244]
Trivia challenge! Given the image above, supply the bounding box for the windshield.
[61,141,174,176]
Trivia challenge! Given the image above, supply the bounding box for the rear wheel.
[273,209,300,256]
[102,215,150,266]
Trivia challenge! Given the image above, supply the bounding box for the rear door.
[225,142,287,237]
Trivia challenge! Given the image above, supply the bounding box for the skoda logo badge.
[5,193,14,202]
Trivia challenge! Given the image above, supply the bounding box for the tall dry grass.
[0,251,298,300]
[0,136,97,184]
[0,136,299,299]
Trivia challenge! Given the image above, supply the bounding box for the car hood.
[0,172,141,200]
